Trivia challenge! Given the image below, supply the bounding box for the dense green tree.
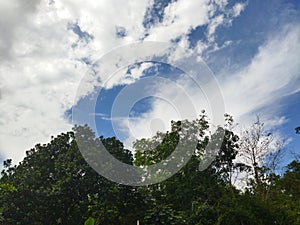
[0,126,143,225]
[134,113,249,224]
[0,116,299,224]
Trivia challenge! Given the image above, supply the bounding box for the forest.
[0,114,299,225]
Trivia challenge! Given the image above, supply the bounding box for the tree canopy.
[0,116,299,224]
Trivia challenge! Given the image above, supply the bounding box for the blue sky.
[0,0,299,167]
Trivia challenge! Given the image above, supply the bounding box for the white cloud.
[0,0,41,60]
[115,25,300,148]
[0,0,152,162]
[1,0,297,166]
[0,0,175,162]
[145,0,217,44]
[59,0,150,53]
[264,116,289,128]
[232,2,247,17]
[221,25,300,120]
[142,0,247,57]
[207,14,224,42]
[103,62,154,89]
[114,64,219,148]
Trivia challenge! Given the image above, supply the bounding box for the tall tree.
[0,126,143,225]
[133,113,246,223]
[238,117,284,196]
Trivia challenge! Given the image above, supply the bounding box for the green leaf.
[84,217,95,225]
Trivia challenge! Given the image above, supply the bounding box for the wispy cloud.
[116,25,300,148]
[0,0,298,163]
[221,25,300,121]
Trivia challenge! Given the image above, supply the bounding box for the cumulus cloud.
[0,0,154,162]
[0,0,41,60]
[0,1,77,161]
[144,0,240,51]
[1,0,297,164]
[145,0,210,41]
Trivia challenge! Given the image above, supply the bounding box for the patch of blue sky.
[276,91,300,160]
[181,0,300,165]
[68,0,300,157]
[129,96,156,118]
[64,108,73,124]
[150,62,183,80]
[67,22,94,44]
[143,0,175,29]
[187,25,208,48]
[241,89,300,169]
[201,0,300,75]
[68,86,122,138]
[126,61,184,82]
[80,57,93,66]
[92,62,184,137]
[94,85,124,136]
[115,26,127,38]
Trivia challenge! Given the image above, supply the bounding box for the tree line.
[0,113,299,224]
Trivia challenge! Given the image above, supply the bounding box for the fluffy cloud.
[0,1,85,161]
[144,0,240,50]
[0,0,41,60]
[1,0,297,164]
[0,0,153,162]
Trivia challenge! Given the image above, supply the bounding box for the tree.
[238,117,284,196]
[264,160,300,224]
[0,126,143,225]
[134,113,249,223]
[0,118,299,224]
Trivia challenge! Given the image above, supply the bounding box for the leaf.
[84,217,95,225]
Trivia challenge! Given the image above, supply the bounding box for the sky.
[0,0,299,166]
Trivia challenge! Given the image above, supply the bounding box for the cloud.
[232,2,247,17]
[0,0,41,60]
[103,62,155,89]
[59,0,150,52]
[0,0,154,162]
[143,0,248,59]
[1,0,297,165]
[221,25,300,120]
[145,0,227,45]
[113,62,220,148]
[0,0,121,162]
[116,24,300,148]
[146,0,210,40]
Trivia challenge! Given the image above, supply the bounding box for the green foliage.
[143,202,186,225]
[0,126,142,225]
[0,116,299,224]
[84,217,95,225]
